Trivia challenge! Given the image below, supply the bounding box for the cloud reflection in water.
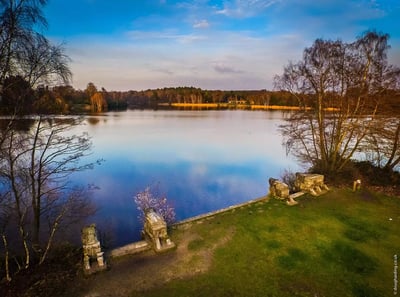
[71,110,299,247]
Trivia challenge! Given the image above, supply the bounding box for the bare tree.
[0,116,96,280]
[275,31,400,174]
[0,1,87,283]
[365,117,400,171]
[0,0,48,84]
[18,33,71,87]
[0,187,13,281]
[0,0,71,113]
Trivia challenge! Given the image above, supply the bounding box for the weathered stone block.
[294,173,329,196]
[269,178,289,200]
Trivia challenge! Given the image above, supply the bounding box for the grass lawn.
[132,188,400,297]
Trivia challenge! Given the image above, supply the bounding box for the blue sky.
[43,0,400,91]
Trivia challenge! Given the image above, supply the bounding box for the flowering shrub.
[133,186,176,225]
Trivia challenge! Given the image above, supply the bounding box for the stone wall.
[109,240,150,258]
[172,196,269,229]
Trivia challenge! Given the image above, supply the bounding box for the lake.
[71,109,300,247]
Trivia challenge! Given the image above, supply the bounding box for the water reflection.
[71,110,300,247]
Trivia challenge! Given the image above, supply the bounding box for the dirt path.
[64,226,235,297]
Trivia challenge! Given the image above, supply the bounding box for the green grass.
[131,188,400,297]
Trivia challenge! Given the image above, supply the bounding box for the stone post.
[81,224,107,273]
[353,179,361,191]
[143,209,175,252]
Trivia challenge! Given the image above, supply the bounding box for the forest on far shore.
[1,80,399,114]
[0,79,306,114]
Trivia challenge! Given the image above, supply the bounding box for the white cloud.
[216,0,277,18]
[193,19,210,29]
[45,0,400,92]
[65,29,307,91]
[127,30,207,44]
[213,62,244,74]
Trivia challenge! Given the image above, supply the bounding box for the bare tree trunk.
[39,215,61,265]
[8,137,30,269]
[1,233,12,282]
[31,118,41,246]
[19,225,30,269]
[384,122,400,170]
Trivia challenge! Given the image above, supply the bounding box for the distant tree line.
[127,87,299,108]
[1,81,304,114]
[2,79,399,115]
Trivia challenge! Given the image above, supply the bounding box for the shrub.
[280,168,297,193]
[133,186,176,225]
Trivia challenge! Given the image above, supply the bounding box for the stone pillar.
[81,224,107,273]
[143,209,175,252]
[353,179,361,191]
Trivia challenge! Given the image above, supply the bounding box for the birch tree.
[0,0,71,114]
[0,117,96,280]
[275,31,400,174]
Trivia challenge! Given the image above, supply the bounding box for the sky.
[43,0,400,91]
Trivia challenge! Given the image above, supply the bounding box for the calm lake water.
[71,109,300,247]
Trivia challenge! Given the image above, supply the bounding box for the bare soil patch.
[63,226,235,297]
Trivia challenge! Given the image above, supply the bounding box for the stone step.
[289,191,305,199]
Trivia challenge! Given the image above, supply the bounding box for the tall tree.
[275,31,400,174]
[366,117,400,171]
[0,0,48,84]
[0,1,93,283]
[0,0,71,114]
[90,91,107,112]
[19,33,71,87]
[0,116,96,279]
[85,82,97,98]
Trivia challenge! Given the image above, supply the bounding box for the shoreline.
[162,103,339,111]
[165,103,307,110]
[171,195,269,229]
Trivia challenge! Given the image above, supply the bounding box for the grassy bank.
[131,188,399,297]
[22,187,398,297]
